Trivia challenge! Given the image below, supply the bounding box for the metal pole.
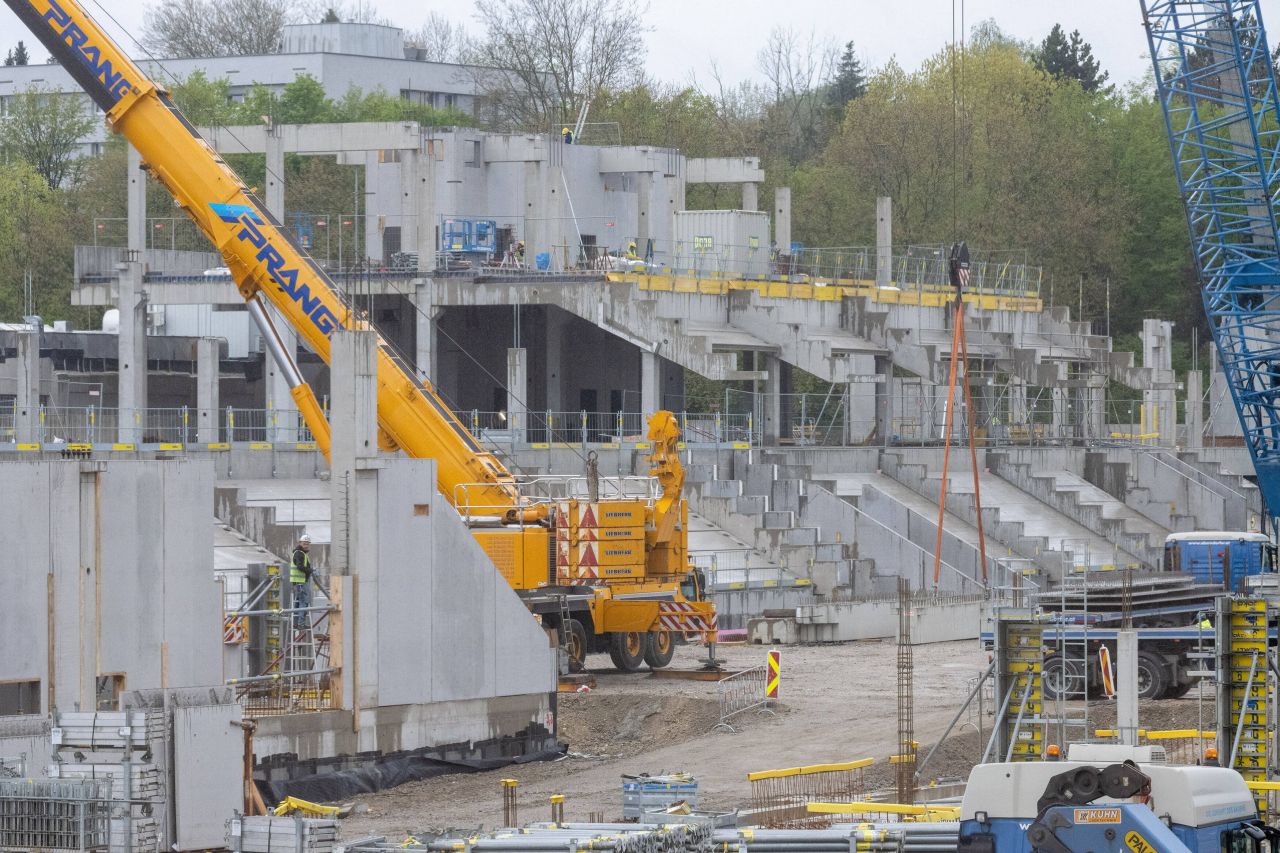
[1004,674,1035,763]
[981,680,1018,764]
[916,659,996,780]
[1229,651,1261,768]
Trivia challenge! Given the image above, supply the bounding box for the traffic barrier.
[713,665,769,732]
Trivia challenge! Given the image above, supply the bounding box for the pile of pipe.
[710,823,961,853]
[344,821,715,853]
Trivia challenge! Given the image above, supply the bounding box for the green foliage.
[1035,24,1110,93]
[0,88,96,189]
[827,41,866,109]
[4,41,30,66]
[0,161,74,320]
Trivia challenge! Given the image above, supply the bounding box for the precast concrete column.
[16,325,40,443]
[413,281,439,382]
[1209,345,1242,438]
[116,261,147,444]
[330,328,380,576]
[763,354,783,444]
[1116,631,1139,745]
[774,187,791,253]
[637,172,653,244]
[508,347,528,439]
[640,349,661,416]
[1142,319,1177,445]
[742,181,758,212]
[195,337,221,443]
[264,128,299,442]
[875,196,893,288]
[1051,387,1070,442]
[872,355,892,447]
[127,144,145,252]
[1007,379,1029,430]
[1185,370,1204,449]
[545,308,566,413]
[1077,383,1105,442]
[405,148,438,272]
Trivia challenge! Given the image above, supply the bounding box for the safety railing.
[713,665,771,732]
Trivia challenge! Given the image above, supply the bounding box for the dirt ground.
[335,642,1218,844]
[337,639,989,841]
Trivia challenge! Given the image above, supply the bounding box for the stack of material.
[227,815,338,853]
[711,823,962,853]
[52,712,166,750]
[345,821,715,853]
[47,763,164,801]
[50,709,167,853]
[0,778,112,852]
[621,774,699,819]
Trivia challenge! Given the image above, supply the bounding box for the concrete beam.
[199,121,424,155]
[686,157,764,184]
[73,280,241,307]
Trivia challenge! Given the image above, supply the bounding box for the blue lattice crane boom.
[1142,0,1280,525]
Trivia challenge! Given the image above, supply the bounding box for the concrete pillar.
[413,281,439,382]
[636,172,653,244]
[774,187,791,254]
[742,181,758,212]
[405,148,437,272]
[1116,630,1139,745]
[116,261,147,444]
[1185,369,1204,449]
[264,128,299,442]
[1051,387,1070,442]
[127,144,145,252]
[195,337,220,443]
[875,196,892,288]
[329,328,380,575]
[507,347,527,438]
[15,324,40,443]
[640,349,661,416]
[1007,379,1029,428]
[1141,319,1176,445]
[872,356,892,446]
[546,308,566,412]
[1209,345,1243,438]
[763,354,783,444]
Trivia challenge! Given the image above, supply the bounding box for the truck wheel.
[608,632,646,672]
[643,632,675,669]
[1136,651,1170,700]
[1164,679,1195,699]
[563,619,588,673]
[1043,654,1085,701]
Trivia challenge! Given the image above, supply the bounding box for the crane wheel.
[608,632,646,672]
[563,619,588,673]
[643,632,675,669]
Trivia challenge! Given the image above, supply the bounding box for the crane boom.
[7,0,523,515]
[1142,0,1280,524]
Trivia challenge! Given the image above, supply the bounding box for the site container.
[673,210,771,278]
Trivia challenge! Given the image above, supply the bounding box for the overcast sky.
[5,0,1280,90]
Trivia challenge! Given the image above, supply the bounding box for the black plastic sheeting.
[260,747,565,804]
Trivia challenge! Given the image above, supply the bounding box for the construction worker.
[291,534,314,631]
[562,126,573,144]
[515,240,525,266]
[626,240,639,261]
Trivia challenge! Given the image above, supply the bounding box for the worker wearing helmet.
[562,127,573,144]
[626,240,639,261]
[291,534,314,631]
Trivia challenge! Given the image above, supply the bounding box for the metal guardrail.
[713,665,771,732]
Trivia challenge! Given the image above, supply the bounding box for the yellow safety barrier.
[807,802,962,822]
[273,796,340,818]
[748,758,874,827]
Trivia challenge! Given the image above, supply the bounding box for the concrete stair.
[987,452,1166,569]
[1084,450,1252,533]
[881,451,1145,580]
[725,290,881,382]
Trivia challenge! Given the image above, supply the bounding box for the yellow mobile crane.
[8,0,716,671]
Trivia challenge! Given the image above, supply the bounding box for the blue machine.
[958,759,1267,853]
[441,217,497,255]
[1143,1,1280,530]
[1163,532,1276,587]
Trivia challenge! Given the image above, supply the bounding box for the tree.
[0,88,96,189]
[321,7,339,22]
[756,26,836,166]
[142,0,299,57]
[1035,24,1110,93]
[827,41,866,111]
[4,41,30,66]
[467,0,651,130]
[0,161,74,321]
[404,12,472,63]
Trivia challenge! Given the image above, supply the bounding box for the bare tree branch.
[142,0,302,57]
[404,12,473,63]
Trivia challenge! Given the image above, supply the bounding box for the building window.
[95,674,125,711]
[0,680,41,716]
[465,140,481,167]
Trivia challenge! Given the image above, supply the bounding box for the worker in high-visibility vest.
[291,534,314,631]
[626,240,639,261]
